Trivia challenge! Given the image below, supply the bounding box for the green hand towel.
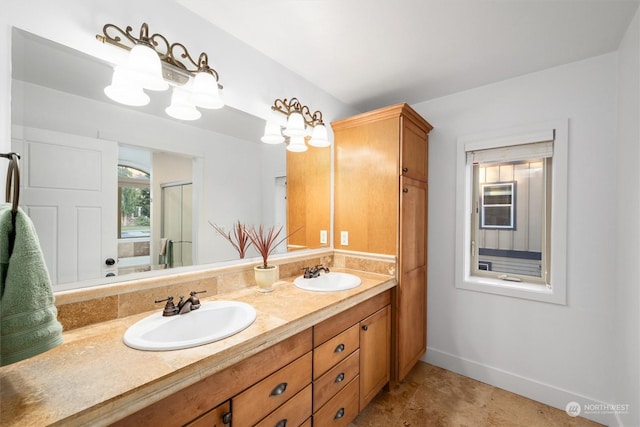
[0,203,63,366]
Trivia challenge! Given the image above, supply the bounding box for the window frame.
[455,120,568,305]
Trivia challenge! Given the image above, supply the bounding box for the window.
[481,182,515,229]
[455,121,568,304]
[118,165,151,239]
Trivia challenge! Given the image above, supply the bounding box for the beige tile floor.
[351,362,603,427]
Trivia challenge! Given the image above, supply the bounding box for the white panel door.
[12,126,118,288]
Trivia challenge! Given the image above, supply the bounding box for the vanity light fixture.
[96,22,224,120]
[261,97,331,151]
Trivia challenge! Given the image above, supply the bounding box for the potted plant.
[243,224,301,292]
[209,220,252,259]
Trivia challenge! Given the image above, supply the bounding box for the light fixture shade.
[261,121,285,144]
[104,66,150,106]
[308,124,331,147]
[126,44,168,91]
[287,136,308,152]
[283,111,306,137]
[191,72,224,109]
[165,86,201,121]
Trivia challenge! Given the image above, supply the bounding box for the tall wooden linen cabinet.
[332,103,432,383]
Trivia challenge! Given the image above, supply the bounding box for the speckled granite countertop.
[0,269,395,426]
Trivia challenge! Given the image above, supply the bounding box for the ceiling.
[178,0,639,112]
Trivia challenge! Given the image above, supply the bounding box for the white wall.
[415,53,620,425]
[615,7,640,427]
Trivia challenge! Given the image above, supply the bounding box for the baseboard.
[424,347,618,426]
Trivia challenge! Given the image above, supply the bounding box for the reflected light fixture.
[97,22,224,120]
[261,97,331,151]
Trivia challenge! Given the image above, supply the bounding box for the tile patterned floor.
[350,362,603,427]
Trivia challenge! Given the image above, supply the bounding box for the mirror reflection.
[10,28,331,291]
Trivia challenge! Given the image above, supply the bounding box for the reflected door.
[12,126,118,286]
[161,183,192,268]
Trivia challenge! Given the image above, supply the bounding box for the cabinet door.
[396,177,427,381]
[359,305,391,411]
[400,117,428,182]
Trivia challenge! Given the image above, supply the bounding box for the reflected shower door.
[161,182,193,268]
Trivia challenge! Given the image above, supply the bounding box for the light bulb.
[283,111,305,137]
[125,44,168,91]
[165,86,201,121]
[287,136,308,152]
[308,124,331,147]
[261,121,285,144]
[191,72,224,109]
[104,66,150,106]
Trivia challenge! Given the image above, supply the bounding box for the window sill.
[456,275,566,305]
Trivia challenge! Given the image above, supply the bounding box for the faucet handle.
[189,290,207,308]
[155,296,178,316]
[302,266,313,278]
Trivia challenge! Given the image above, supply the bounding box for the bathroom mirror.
[10,28,331,291]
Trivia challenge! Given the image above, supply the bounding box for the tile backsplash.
[54,250,395,331]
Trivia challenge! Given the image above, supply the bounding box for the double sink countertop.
[0,268,395,426]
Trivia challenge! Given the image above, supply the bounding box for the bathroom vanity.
[0,269,394,426]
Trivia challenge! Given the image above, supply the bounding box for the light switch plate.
[340,231,349,246]
[320,230,327,244]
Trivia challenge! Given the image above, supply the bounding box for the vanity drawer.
[185,400,230,427]
[233,352,312,427]
[313,324,359,379]
[313,349,359,411]
[312,376,359,426]
[255,384,312,427]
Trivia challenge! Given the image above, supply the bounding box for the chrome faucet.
[302,264,330,279]
[155,290,207,316]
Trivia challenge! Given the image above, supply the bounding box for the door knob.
[105,258,116,266]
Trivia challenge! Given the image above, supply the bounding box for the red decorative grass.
[243,224,302,269]
[209,220,253,259]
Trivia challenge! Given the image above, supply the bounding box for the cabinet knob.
[362,325,368,331]
[275,420,287,427]
[270,382,288,396]
[334,408,345,419]
[105,272,116,277]
[402,167,409,173]
[334,343,345,353]
[403,188,409,193]
[105,257,116,266]
[222,412,232,425]
[335,372,345,383]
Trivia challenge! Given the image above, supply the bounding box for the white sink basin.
[124,300,256,351]
[293,272,362,292]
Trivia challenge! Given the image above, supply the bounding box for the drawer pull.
[275,419,287,427]
[403,188,409,193]
[222,412,232,425]
[270,382,288,396]
[334,343,345,353]
[402,167,409,173]
[334,407,345,419]
[335,372,345,383]
[362,324,368,331]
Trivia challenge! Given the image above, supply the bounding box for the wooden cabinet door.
[400,117,428,182]
[396,177,427,381]
[359,305,391,411]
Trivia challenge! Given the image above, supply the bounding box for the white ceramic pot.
[254,265,278,292]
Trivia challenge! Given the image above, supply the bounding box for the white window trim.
[455,120,568,305]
